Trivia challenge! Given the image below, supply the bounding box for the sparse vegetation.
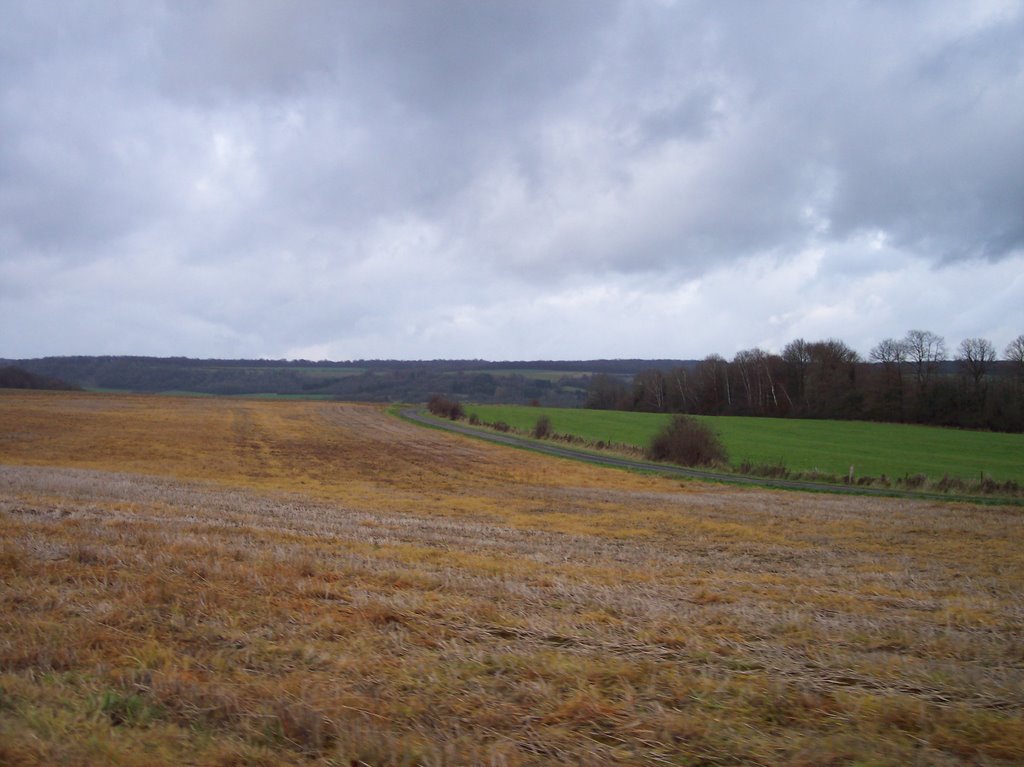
[1,390,1023,765]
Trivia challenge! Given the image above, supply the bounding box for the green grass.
[465,405,1024,484]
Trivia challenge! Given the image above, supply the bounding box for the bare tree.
[585,374,628,410]
[869,337,908,420]
[666,366,695,412]
[1006,334,1024,404]
[732,348,779,413]
[633,368,667,412]
[695,354,731,412]
[956,337,996,389]
[1006,334,1024,369]
[781,338,812,406]
[903,329,946,392]
[732,350,757,411]
[870,338,907,367]
[804,339,860,418]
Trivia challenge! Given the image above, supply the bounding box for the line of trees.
[586,331,1024,433]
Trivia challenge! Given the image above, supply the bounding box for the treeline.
[586,331,1024,433]
[1,356,620,406]
[0,365,80,391]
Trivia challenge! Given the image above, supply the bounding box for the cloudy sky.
[2,1,1022,361]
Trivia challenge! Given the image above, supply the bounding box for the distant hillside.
[1,356,693,406]
[0,365,80,391]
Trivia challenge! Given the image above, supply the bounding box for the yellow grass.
[1,389,1023,765]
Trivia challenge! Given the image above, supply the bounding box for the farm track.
[401,408,1014,503]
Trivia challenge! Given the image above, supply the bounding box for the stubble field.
[1,390,1023,765]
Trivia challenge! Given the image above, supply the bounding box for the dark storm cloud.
[1,1,1021,358]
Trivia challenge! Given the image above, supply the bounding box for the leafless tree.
[733,348,779,413]
[585,374,628,410]
[1006,334,1024,398]
[1006,334,1024,369]
[903,329,946,391]
[869,337,908,419]
[633,368,667,412]
[956,337,996,389]
[803,339,860,417]
[781,338,812,405]
[695,354,731,412]
[870,338,907,368]
[667,366,695,412]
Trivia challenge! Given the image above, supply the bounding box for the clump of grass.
[269,698,336,755]
[95,690,162,727]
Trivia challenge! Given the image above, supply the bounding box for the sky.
[2,1,1023,362]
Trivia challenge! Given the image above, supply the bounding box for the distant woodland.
[6,329,1023,432]
[588,332,1024,433]
[0,365,80,391]
[1,356,619,407]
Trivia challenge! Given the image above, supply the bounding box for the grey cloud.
[1,0,1021,358]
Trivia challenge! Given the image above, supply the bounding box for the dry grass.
[1,389,1023,765]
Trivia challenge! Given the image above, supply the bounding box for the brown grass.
[1,389,1023,765]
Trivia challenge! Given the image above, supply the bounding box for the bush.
[532,415,552,439]
[646,415,728,467]
[427,395,464,420]
[901,473,928,489]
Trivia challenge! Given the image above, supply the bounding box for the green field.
[465,404,1024,484]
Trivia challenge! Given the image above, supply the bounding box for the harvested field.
[1,390,1023,765]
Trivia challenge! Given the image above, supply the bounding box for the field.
[1,390,1023,765]
[465,404,1024,484]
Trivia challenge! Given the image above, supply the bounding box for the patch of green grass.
[465,405,1024,484]
[95,690,163,727]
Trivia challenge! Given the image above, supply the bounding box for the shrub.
[902,473,928,489]
[738,459,789,479]
[427,395,464,420]
[490,421,511,432]
[646,415,728,467]
[936,474,966,493]
[532,415,552,439]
